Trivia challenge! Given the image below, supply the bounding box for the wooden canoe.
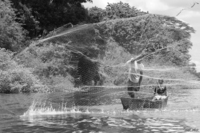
[120,96,168,110]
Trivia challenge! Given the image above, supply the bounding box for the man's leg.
[128,86,135,98]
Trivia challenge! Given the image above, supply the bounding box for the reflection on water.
[0,89,200,133]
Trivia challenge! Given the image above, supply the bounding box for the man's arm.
[154,87,157,95]
[138,71,143,84]
[163,87,167,96]
[126,50,148,65]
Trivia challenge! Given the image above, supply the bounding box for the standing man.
[127,60,144,98]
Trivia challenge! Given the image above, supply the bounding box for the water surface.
[0,88,200,133]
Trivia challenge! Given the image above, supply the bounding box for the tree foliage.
[16,42,76,91]
[95,14,195,67]
[10,0,92,37]
[88,6,105,23]
[105,2,147,20]
[0,0,26,51]
[88,2,148,23]
[0,48,48,93]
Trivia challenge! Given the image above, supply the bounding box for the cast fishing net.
[15,13,200,115]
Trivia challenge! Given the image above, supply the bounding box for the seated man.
[153,79,167,100]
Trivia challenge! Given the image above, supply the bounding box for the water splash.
[21,101,85,117]
[21,98,200,118]
[21,99,122,118]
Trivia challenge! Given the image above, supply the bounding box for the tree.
[105,1,147,20]
[87,2,148,23]
[144,16,194,66]
[0,0,26,51]
[11,0,92,38]
[95,14,195,67]
[88,6,105,23]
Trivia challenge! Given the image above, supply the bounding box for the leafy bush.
[99,38,131,85]
[0,49,49,93]
[17,42,76,92]
[41,75,78,92]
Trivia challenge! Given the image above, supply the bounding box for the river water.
[0,88,200,133]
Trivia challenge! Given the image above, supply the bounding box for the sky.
[83,0,200,71]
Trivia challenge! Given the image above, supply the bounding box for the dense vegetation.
[0,0,26,51]
[0,49,48,93]
[87,2,147,23]
[10,0,92,38]
[0,0,199,93]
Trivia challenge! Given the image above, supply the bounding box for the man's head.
[158,79,164,84]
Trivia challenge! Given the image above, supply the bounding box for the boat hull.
[120,97,168,110]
